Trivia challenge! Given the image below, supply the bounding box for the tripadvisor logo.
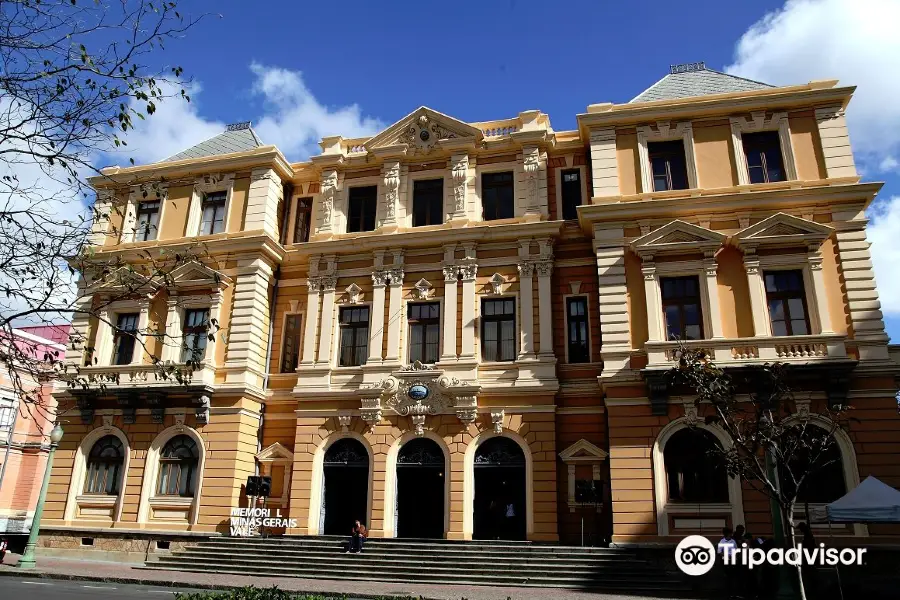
[675,535,868,576]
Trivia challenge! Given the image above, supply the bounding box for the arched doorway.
[395,437,445,538]
[474,437,526,540]
[322,438,369,535]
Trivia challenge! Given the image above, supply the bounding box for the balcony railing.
[645,334,848,369]
[68,362,216,388]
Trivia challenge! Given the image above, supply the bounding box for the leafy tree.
[0,0,209,422]
[670,346,852,599]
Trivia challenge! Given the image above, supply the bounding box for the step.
[139,562,688,591]
[194,539,631,556]
[171,547,646,566]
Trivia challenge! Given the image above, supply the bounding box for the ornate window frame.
[402,292,444,367]
[636,121,699,192]
[255,442,294,508]
[405,168,448,229]
[332,292,373,371]
[342,175,381,234]
[477,281,519,365]
[120,184,168,244]
[137,420,206,525]
[187,173,235,237]
[475,162,518,222]
[552,160,588,221]
[64,423,131,523]
[730,112,798,185]
[558,439,608,512]
[307,432,374,535]
[652,415,744,537]
[94,298,152,367]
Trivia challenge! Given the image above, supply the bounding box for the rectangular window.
[648,140,689,192]
[181,308,210,363]
[135,200,161,241]
[199,191,227,235]
[566,297,590,363]
[560,169,583,220]
[742,131,786,184]
[112,313,139,365]
[765,270,810,336]
[481,171,514,221]
[0,400,15,438]
[408,302,440,364]
[280,314,303,372]
[412,178,444,227]
[481,298,516,362]
[293,197,312,244]
[661,276,704,341]
[339,306,369,367]
[347,186,377,233]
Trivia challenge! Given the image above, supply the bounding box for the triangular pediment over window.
[168,261,232,291]
[733,213,834,250]
[364,106,483,154]
[93,266,163,296]
[256,442,293,463]
[631,220,726,257]
[559,439,609,463]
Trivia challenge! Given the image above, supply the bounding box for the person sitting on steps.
[347,520,367,554]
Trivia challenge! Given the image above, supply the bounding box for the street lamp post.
[17,422,63,570]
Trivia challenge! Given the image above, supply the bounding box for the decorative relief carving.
[387,268,404,286]
[457,262,478,282]
[174,412,186,433]
[517,262,535,278]
[523,147,540,210]
[413,278,435,300]
[411,414,427,437]
[454,395,478,423]
[795,399,811,421]
[338,413,352,432]
[683,401,698,426]
[442,265,458,282]
[489,273,506,295]
[320,275,338,291]
[344,283,364,304]
[451,155,469,213]
[195,395,210,425]
[360,398,382,432]
[491,409,505,434]
[320,171,337,230]
[534,260,553,278]
[396,112,460,154]
[383,163,400,224]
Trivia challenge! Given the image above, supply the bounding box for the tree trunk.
[784,504,807,600]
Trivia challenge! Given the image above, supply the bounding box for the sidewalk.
[0,552,683,600]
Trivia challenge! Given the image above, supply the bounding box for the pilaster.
[316,275,338,364]
[384,252,405,364]
[594,225,630,376]
[245,168,282,238]
[459,246,478,361]
[517,260,536,358]
[743,252,771,339]
[441,261,459,362]
[807,249,833,335]
[589,127,619,197]
[703,254,724,339]
[381,161,400,231]
[368,271,388,364]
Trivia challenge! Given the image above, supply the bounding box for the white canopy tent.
[824,475,900,523]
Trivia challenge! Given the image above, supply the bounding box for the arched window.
[664,428,728,503]
[83,435,125,495]
[780,425,847,504]
[156,435,199,497]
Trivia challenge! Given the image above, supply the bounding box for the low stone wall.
[37,527,215,564]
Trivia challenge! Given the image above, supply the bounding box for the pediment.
[93,266,162,295]
[631,220,726,257]
[559,439,609,463]
[168,261,232,290]
[734,213,833,249]
[365,106,483,154]
[256,442,293,463]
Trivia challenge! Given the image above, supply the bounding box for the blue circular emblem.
[408,385,429,400]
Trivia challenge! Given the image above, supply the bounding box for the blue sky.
[121,0,900,343]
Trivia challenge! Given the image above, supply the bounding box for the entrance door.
[396,438,445,538]
[473,437,526,540]
[322,438,369,535]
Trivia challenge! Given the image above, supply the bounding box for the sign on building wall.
[229,507,297,536]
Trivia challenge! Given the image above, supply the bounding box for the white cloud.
[879,155,899,173]
[249,63,384,160]
[726,0,900,166]
[868,196,900,315]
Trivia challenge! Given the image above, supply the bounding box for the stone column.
[807,249,833,334]
[94,307,115,366]
[134,298,151,364]
[160,297,182,363]
[459,262,478,360]
[301,279,321,365]
[642,260,663,342]
[368,271,388,363]
[441,265,458,362]
[316,276,338,364]
[381,161,400,229]
[517,261,536,358]
[384,267,404,363]
[703,255,724,339]
[743,252,771,338]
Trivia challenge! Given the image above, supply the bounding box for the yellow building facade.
[40,64,900,559]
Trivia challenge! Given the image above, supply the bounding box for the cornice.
[577,84,855,133]
[90,146,293,188]
[83,232,286,265]
[289,220,563,256]
[578,181,882,225]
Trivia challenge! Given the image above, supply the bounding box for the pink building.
[0,325,69,537]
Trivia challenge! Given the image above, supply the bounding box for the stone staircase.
[143,536,693,596]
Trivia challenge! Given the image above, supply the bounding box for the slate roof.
[163,122,264,162]
[630,65,774,104]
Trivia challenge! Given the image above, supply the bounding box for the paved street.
[0,576,190,598]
